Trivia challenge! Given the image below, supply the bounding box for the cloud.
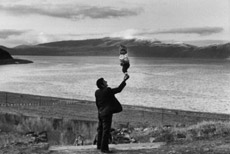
[110,29,139,39]
[0,3,143,20]
[0,29,29,39]
[138,27,224,36]
[0,30,111,47]
[110,27,225,41]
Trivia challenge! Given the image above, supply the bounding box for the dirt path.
[49,142,165,154]
[49,138,230,154]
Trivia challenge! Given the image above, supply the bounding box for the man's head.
[96,78,108,89]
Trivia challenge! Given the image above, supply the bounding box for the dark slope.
[0,46,33,65]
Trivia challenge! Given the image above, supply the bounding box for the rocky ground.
[0,143,49,154]
[0,131,49,154]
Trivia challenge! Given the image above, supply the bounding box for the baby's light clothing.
[119,45,130,74]
[119,54,129,64]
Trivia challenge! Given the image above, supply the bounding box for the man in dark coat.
[95,75,129,153]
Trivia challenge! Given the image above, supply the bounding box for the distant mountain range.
[3,37,230,59]
[184,40,230,47]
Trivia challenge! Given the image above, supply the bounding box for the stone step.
[49,142,165,152]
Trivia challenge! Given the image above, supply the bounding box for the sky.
[0,0,229,47]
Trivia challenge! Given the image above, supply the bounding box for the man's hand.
[124,74,130,81]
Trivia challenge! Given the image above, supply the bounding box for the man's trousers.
[97,114,113,151]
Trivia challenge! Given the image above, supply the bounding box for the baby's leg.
[122,63,130,74]
[122,66,126,74]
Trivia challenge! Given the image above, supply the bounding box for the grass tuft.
[172,120,230,142]
[15,117,53,134]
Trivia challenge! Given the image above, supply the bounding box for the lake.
[0,56,230,114]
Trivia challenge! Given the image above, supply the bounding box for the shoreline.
[0,58,33,65]
[11,54,230,61]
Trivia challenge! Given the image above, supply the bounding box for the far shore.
[0,58,33,65]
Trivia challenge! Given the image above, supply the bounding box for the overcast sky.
[0,0,229,47]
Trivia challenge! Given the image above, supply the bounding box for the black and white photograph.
[0,0,230,153]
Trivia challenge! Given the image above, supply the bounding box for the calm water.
[0,56,230,114]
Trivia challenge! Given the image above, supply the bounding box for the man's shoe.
[101,149,113,153]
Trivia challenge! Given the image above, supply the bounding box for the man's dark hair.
[96,78,104,89]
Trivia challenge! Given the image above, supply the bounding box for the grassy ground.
[3,119,230,154]
[1,120,230,154]
[49,120,230,154]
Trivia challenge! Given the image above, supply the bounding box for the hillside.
[7,38,230,59]
[0,46,33,65]
[0,47,13,60]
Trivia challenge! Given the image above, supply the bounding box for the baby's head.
[119,44,127,54]
[120,48,127,55]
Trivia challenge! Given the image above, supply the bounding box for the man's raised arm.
[111,74,129,94]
